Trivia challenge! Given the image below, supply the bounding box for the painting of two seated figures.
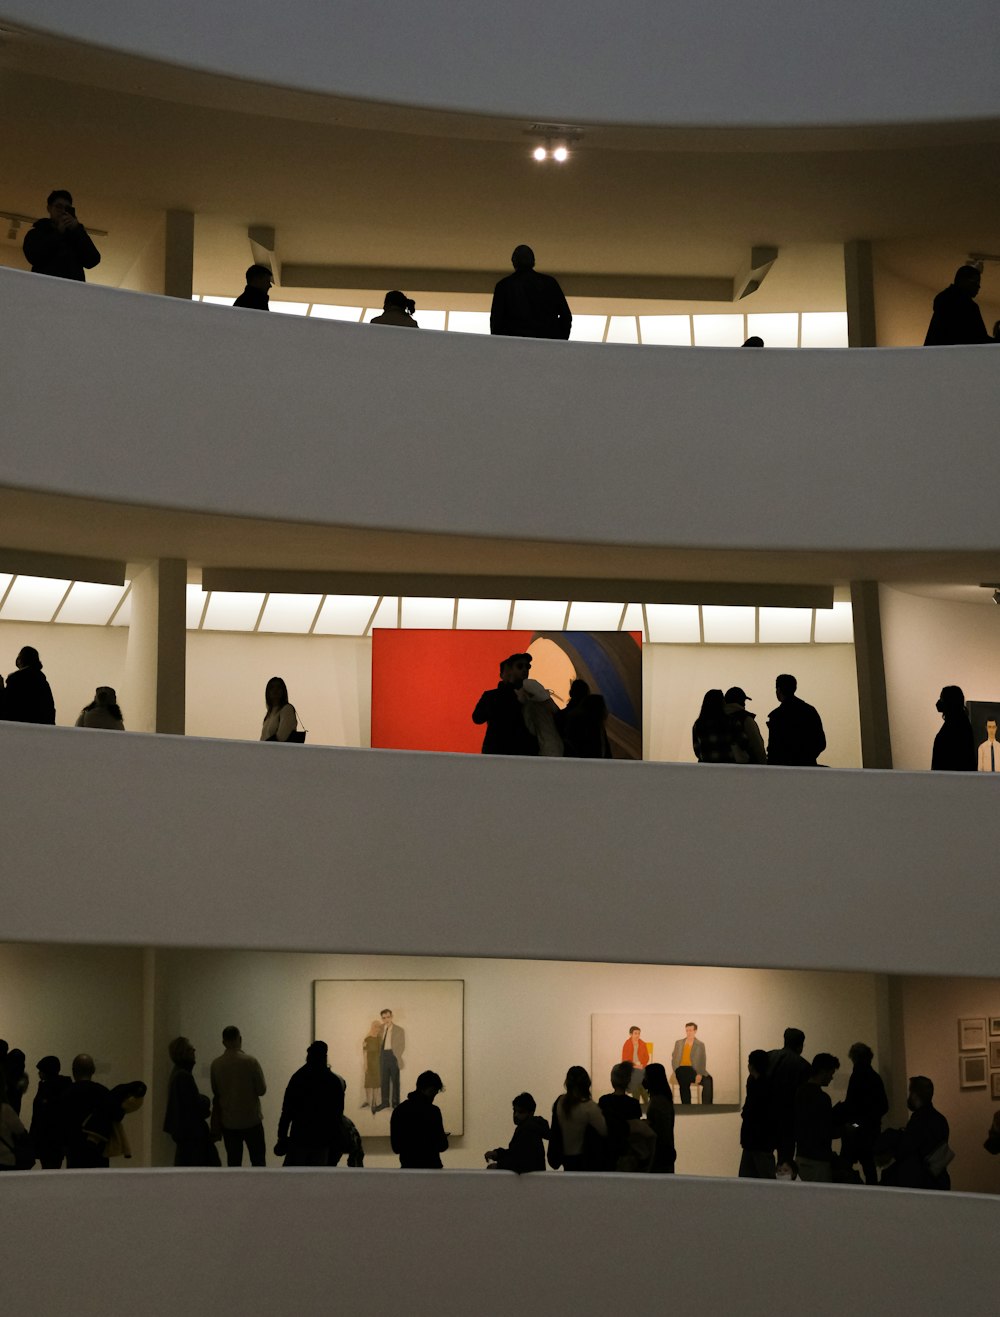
[592,1014,742,1108]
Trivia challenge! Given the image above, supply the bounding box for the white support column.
[123,559,187,734]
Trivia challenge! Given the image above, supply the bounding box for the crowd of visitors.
[692,676,827,765]
[1,1024,979,1190]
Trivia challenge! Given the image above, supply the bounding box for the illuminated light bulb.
[553,145,569,162]
[533,146,547,162]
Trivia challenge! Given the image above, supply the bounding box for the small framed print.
[959,1018,988,1051]
[960,1054,988,1088]
[990,1017,1000,1038]
[990,1041,1000,1068]
[992,1073,1000,1100]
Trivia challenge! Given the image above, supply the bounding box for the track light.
[532,146,547,162]
[552,145,569,162]
[525,124,582,165]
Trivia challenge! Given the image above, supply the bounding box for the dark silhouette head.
[245,264,273,290]
[809,1053,840,1082]
[725,686,750,705]
[610,1062,633,1092]
[908,1074,934,1109]
[36,1055,61,1078]
[775,673,797,701]
[47,188,73,208]
[953,265,981,297]
[168,1036,195,1067]
[642,1062,672,1098]
[512,1092,536,1119]
[384,290,416,314]
[563,1065,592,1109]
[16,646,42,670]
[71,1053,96,1081]
[568,678,591,702]
[849,1042,874,1066]
[85,686,123,719]
[499,653,531,687]
[783,1027,805,1052]
[936,685,966,716]
[742,336,765,347]
[416,1070,444,1097]
[748,1049,768,1077]
[306,1040,329,1066]
[698,688,726,721]
[511,245,535,269]
[265,677,289,711]
[222,1026,241,1047]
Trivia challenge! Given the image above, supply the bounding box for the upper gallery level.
[1,0,998,129]
[3,267,1000,566]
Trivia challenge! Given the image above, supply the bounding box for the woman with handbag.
[548,1066,608,1172]
[260,677,306,743]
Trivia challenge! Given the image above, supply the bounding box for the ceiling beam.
[0,547,126,585]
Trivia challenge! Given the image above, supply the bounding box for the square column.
[123,559,187,734]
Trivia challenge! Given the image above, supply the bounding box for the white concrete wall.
[2,1,997,128]
[2,269,1000,553]
[0,621,126,725]
[1,722,996,977]
[2,1169,998,1317]
[881,586,1000,771]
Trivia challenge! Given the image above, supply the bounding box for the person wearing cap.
[723,687,766,764]
[472,654,540,755]
[75,686,125,730]
[30,1055,72,1168]
[274,1040,347,1167]
[490,244,572,339]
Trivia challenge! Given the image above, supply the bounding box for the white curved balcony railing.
[3,270,1000,556]
[2,1,999,129]
[2,722,996,978]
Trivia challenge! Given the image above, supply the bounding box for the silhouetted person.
[558,679,612,758]
[260,676,302,742]
[274,1040,347,1167]
[30,1056,72,1168]
[23,189,101,282]
[598,1063,642,1169]
[742,336,765,347]
[642,1063,676,1173]
[62,1053,113,1168]
[739,1050,776,1179]
[472,653,539,755]
[233,264,273,310]
[833,1042,888,1185]
[371,290,419,327]
[5,646,56,724]
[75,686,124,730]
[766,1027,810,1171]
[767,673,826,765]
[2,1048,28,1115]
[931,685,976,770]
[924,266,1000,346]
[210,1026,267,1166]
[485,1092,549,1172]
[390,1070,448,1168]
[880,1075,951,1190]
[490,245,572,340]
[548,1066,608,1172]
[723,686,767,763]
[794,1053,840,1182]
[693,688,747,762]
[163,1037,220,1167]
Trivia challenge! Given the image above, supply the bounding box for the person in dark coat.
[833,1042,889,1185]
[30,1055,72,1168]
[485,1092,549,1173]
[693,688,748,763]
[766,674,826,766]
[163,1037,220,1167]
[739,1049,776,1179]
[794,1053,840,1182]
[390,1070,448,1168]
[233,264,273,310]
[641,1063,676,1173]
[275,1040,347,1167]
[23,190,101,281]
[490,245,572,340]
[880,1075,951,1190]
[931,685,976,771]
[472,653,539,755]
[61,1054,114,1168]
[766,1027,811,1170]
[558,679,612,759]
[5,647,56,724]
[924,266,1000,346]
[598,1063,642,1169]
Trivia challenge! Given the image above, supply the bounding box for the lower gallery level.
[3,942,1000,1195]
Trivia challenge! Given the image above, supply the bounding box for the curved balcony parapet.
[2,1,999,129]
[2,722,995,977]
[3,271,1000,555]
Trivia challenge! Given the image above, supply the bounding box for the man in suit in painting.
[977,719,999,772]
[671,1022,713,1104]
[374,1009,405,1112]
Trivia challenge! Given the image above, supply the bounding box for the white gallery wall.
[0,621,126,725]
[881,586,1000,771]
[149,947,884,1175]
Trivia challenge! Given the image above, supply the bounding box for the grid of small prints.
[958,1017,1000,1097]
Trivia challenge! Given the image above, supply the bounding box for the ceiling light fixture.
[552,145,569,163]
[525,124,583,165]
[532,145,548,162]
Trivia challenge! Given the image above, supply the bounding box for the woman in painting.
[362,1020,382,1113]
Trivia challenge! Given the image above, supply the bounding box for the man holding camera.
[23,189,101,282]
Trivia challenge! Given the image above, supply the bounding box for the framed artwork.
[992,1073,1000,1101]
[960,1053,988,1088]
[990,1041,1000,1068]
[966,701,1000,774]
[313,979,464,1137]
[959,1018,988,1051]
[371,628,643,758]
[990,1018,1000,1038]
[592,1012,741,1107]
